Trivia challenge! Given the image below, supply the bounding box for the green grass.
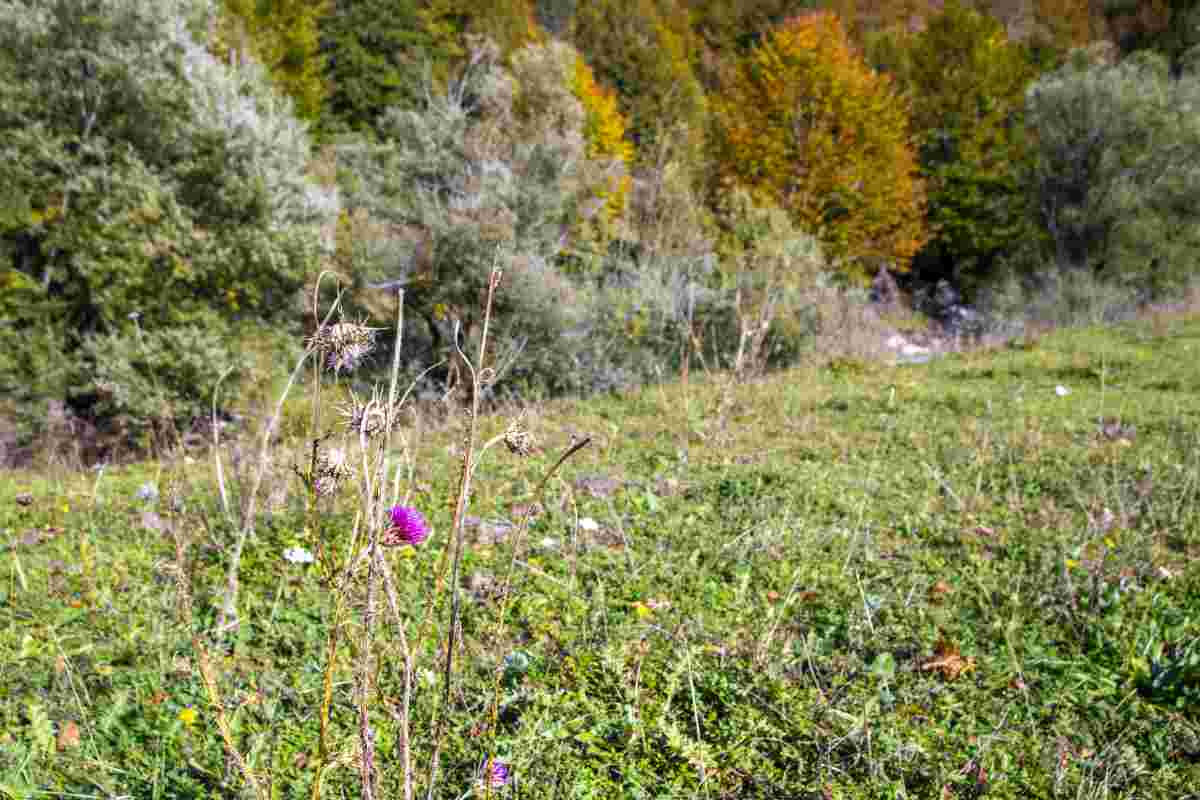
[3,315,1200,799]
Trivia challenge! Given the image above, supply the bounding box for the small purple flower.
[479,758,510,789]
[382,505,430,547]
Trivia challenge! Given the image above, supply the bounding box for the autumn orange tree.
[711,11,926,280]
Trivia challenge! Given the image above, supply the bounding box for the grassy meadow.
[2,313,1200,799]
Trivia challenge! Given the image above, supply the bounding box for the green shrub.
[0,0,338,450]
[334,38,698,399]
[1025,50,1200,297]
[76,319,239,446]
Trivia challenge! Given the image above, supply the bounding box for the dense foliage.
[1025,50,1200,297]
[0,0,337,446]
[216,0,330,122]
[313,0,442,137]
[3,0,1200,447]
[334,40,692,398]
[868,0,1041,294]
[568,0,707,158]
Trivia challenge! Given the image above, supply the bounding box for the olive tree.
[1025,51,1200,297]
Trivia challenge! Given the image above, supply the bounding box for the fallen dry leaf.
[922,638,976,681]
[929,580,952,602]
[57,720,81,750]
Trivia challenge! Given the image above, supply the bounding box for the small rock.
[574,476,623,498]
[141,511,166,532]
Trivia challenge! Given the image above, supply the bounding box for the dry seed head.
[307,320,378,374]
[315,446,353,497]
[503,415,536,457]
[339,391,390,439]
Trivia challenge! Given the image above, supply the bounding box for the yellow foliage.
[570,57,636,247]
[571,57,635,164]
[214,0,331,121]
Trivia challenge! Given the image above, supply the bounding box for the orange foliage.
[711,11,927,278]
[1033,0,1109,49]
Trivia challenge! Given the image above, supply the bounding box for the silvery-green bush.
[0,0,338,448]
[1025,51,1200,298]
[336,39,706,398]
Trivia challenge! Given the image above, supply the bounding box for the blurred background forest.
[2,0,1199,462]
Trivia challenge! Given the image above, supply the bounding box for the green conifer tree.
[317,0,445,137]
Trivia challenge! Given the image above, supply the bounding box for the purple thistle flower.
[382,505,430,547]
[479,758,510,789]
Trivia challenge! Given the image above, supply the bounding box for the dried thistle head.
[315,446,352,497]
[338,390,390,440]
[307,320,377,374]
[502,414,537,457]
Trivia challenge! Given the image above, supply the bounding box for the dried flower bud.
[339,391,389,439]
[315,446,352,497]
[307,320,377,374]
[502,417,536,457]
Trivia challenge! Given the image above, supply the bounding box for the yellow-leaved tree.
[215,0,330,122]
[570,55,635,248]
[711,11,927,280]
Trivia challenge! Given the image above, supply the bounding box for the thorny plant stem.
[211,366,236,520]
[377,553,416,800]
[311,590,345,800]
[217,289,343,635]
[380,290,414,795]
[195,637,269,800]
[355,393,389,800]
[424,268,502,800]
[305,277,352,800]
